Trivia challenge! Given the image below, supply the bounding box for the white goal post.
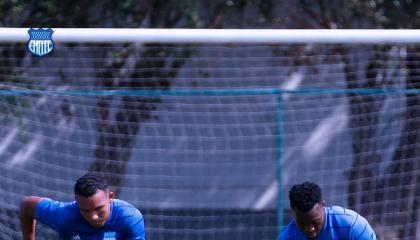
[1,28,420,43]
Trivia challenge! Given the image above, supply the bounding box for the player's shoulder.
[326,205,364,227]
[327,206,377,239]
[109,199,143,229]
[327,205,356,214]
[112,199,136,209]
[111,199,142,217]
[36,198,80,226]
[278,221,306,240]
[38,198,78,210]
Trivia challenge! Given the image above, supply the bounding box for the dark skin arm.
[20,196,44,240]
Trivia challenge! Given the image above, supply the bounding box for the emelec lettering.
[28,40,53,56]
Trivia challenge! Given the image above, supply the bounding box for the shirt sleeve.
[350,214,377,240]
[35,198,66,232]
[126,209,146,240]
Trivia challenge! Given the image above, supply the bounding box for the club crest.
[27,28,54,57]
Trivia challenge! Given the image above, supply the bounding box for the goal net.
[0,29,419,240]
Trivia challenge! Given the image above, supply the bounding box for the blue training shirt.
[279,206,376,240]
[35,198,145,240]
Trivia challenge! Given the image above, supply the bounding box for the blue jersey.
[35,198,145,240]
[279,206,376,240]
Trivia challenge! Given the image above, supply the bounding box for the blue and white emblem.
[27,28,54,57]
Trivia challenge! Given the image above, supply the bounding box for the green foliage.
[0,0,276,28]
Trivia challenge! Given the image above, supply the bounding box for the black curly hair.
[289,181,322,212]
[74,172,109,197]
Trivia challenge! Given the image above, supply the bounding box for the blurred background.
[0,1,419,239]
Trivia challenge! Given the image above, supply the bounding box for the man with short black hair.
[278,181,376,240]
[20,172,145,240]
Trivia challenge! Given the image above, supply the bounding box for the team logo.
[27,28,54,57]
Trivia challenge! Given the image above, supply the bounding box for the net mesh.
[0,42,419,240]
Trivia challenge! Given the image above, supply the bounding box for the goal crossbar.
[1,28,420,43]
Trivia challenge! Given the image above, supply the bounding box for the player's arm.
[20,196,44,240]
